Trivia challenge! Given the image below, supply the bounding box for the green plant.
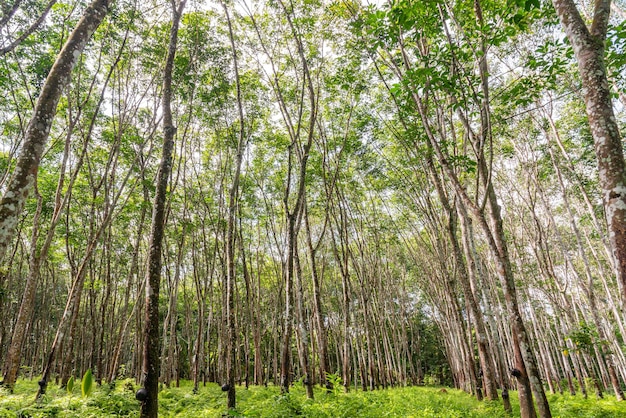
[4,378,626,417]
[325,372,344,396]
[81,369,94,398]
[66,376,75,395]
[568,322,604,354]
[65,375,76,409]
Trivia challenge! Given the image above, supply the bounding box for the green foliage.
[606,19,626,98]
[3,378,626,417]
[567,322,604,355]
[66,376,75,395]
[325,372,344,395]
[81,369,94,398]
[546,392,626,418]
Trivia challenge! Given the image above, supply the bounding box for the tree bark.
[1,110,86,390]
[0,0,112,263]
[551,0,626,310]
[139,1,185,416]
[220,0,246,408]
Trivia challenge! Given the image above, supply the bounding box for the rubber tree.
[1,103,87,391]
[220,0,247,409]
[551,0,626,310]
[138,0,186,416]
[0,0,112,266]
[362,0,552,415]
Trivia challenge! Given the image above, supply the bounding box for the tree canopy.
[0,0,625,417]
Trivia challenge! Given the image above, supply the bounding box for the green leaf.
[81,369,94,397]
[67,376,75,395]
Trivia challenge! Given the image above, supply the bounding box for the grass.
[1,378,625,417]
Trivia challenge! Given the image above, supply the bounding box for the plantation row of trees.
[0,0,624,417]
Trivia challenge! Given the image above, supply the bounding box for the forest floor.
[1,378,625,417]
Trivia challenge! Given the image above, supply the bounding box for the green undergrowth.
[1,378,625,417]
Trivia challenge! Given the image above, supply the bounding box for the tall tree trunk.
[0,0,112,263]
[1,111,87,390]
[280,209,297,393]
[139,1,185,416]
[220,0,246,408]
[551,0,626,309]
[304,203,330,390]
[294,240,314,398]
[277,0,316,393]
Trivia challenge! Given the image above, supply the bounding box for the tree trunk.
[139,1,185,416]
[1,113,86,390]
[304,203,330,389]
[276,0,316,393]
[551,0,626,309]
[0,0,112,263]
[294,242,314,398]
[220,0,246,408]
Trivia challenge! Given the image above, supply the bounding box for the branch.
[0,0,23,30]
[0,0,57,56]
[590,0,611,39]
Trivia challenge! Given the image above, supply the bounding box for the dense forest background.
[0,0,625,416]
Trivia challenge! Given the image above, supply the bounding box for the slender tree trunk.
[1,113,86,389]
[253,235,263,385]
[0,0,112,262]
[280,211,297,392]
[277,0,316,393]
[139,1,185,416]
[294,241,314,398]
[191,236,206,393]
[0,0,57,56]
[220,0,246,408]
[304,204,330,389]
